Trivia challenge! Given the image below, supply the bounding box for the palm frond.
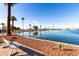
[11,16,17,21]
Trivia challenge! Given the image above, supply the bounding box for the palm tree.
[10,16,17,32]
[4,3,16,35]
[21,17,25,36]
[0,23,5,35]
[29,24,32,31]
[0,23,5,31]
[21,17,25,31]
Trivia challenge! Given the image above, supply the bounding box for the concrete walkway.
[0,37,44,56]
[0,43,28,56]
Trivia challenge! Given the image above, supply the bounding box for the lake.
[19,30,79,45]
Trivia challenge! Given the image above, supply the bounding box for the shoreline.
[23,36,79,48]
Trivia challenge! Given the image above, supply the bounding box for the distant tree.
[16,27,20,30]
[21,17,25,30]
[33,26,38,31]
[29,24,32,31]
[21,17,25,36]
[10,16,17,32]
[12,26,16,31]
[12,26,20,31]
[3,25,7,31]
[0,23,5,30]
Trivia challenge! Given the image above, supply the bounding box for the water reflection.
[32,31,38,36]
[19,30,79,45]
[29,31,32,37]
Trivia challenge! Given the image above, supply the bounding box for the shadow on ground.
[11,44,45,56]
[18,46,45,56]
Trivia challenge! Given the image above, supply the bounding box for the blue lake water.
[19,30,79,45]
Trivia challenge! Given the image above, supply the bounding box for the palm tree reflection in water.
[32,31,38,39]
[29,31,32,37]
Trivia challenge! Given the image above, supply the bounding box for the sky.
[0,3,79,29]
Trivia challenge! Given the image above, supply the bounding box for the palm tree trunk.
[7,3,11,35]
[22,20,24,32]
[12,20,14,32]
[21,17,24,34]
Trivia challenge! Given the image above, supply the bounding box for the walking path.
[0,35,79,56]
[0,42,28,56]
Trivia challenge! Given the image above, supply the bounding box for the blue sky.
[0,3,79,29]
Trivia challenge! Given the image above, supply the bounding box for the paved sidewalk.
[0,43,28,56]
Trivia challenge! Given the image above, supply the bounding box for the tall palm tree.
[21,17,25,30]
[5,3,16,35]
[11,16,17,32]
[21,17,25,36]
